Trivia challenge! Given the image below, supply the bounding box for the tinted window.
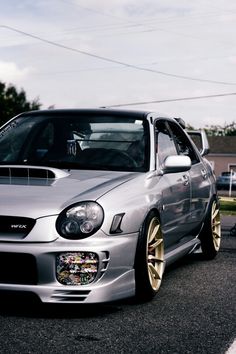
[168,122,199,164]
[156,120,178,165]
[0,114,149,172]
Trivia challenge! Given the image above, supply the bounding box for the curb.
[221,215,235,235]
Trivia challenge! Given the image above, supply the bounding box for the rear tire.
[199,199,221,260]
[134,212,164,301]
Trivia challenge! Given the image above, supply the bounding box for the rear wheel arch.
[199,196,221,260]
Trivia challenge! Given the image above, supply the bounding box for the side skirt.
[164,238,201,267]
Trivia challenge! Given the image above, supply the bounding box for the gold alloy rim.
[147,217,164,291]
[211,201,221,251]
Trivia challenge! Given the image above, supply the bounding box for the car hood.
[0,166,140,218]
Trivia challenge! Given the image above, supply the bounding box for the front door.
[155,120,191,249]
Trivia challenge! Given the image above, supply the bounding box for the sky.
[1,0,236,128]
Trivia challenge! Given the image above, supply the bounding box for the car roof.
[15,108,185,129]
[18,108,152,120]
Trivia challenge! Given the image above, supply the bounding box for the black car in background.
[216,171,236,190]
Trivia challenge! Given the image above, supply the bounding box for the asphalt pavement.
[221,214,236,235]
[0,214,235,354]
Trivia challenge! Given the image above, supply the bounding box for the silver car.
[0,109,221,303]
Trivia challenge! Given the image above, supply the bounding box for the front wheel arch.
[134,210,164,301]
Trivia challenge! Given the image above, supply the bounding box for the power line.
[1,25,236,87]
[107,92,236,107]
[59,1,230,29]
[56,2,236,49]
[59,0,128,23]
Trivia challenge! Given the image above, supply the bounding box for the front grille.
[0,253,38,285]
[0,216,36,239]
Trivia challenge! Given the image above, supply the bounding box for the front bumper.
[0,232,138,303]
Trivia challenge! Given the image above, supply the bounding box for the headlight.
[56,201,104,239]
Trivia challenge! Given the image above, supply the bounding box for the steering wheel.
[108,149,138,168]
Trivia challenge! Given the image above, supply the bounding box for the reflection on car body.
[0,109,221,303]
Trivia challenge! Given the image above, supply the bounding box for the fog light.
[56,252,99,285]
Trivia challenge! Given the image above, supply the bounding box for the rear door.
[168,121,211,234]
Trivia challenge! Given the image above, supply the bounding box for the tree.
[204,122,236,136]
[187,121,236,136]
[0,81,41,126]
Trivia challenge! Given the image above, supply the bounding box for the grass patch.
[219,197,236,215]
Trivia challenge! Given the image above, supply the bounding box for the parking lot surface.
[0,216,235,354]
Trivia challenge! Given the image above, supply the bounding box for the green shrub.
[220,198,236,215]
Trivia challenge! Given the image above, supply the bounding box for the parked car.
[0,109,221,303]
[216,171,236,190]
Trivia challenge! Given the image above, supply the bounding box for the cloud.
[1,0,236,127]
[0,61,33,82]
[73,0,191,17]
[228,56,236,64]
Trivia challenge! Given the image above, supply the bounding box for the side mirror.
[162,155,191,174]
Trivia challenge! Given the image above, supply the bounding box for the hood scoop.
[0,165,69,185]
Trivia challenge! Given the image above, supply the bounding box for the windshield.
[0,113,149,172]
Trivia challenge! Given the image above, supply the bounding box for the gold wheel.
[200,198,221,259]
[146,217,164,291]
[211,200,221,251]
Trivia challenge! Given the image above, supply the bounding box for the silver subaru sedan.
[0,108,221,303]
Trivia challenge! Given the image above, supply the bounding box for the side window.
[156,121,178,165]
[168,122,199,164]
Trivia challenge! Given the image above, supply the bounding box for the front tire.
[134,212,164,301]
[199,199,221,260]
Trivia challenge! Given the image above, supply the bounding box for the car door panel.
[155,120,192,249]
[189,161,211,231]
[168,121,211,238]
[160,171,191,248]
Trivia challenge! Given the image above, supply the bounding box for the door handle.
[182,174,189,186]
[201,169,208,179]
